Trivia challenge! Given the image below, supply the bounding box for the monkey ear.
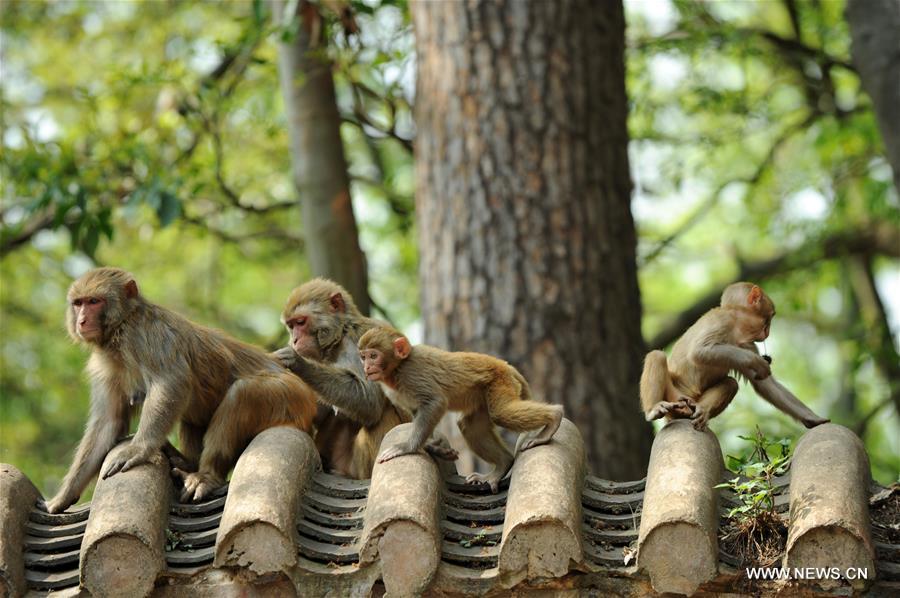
[125,279,139,299]
[329,292,346,313]
[393,336,411,360]
[747,285,762,306]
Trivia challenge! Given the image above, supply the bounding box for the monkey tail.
[486,368,561,433]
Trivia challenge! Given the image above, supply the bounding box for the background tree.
[411,0,652,479]
[846,0,900,193]
[273,0,370,311]
[1,0,897,491]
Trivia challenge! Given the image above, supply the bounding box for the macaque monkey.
[272,279,454,479]
[43,268,317,512]
[358,325,565,493]
[640,282,829,431]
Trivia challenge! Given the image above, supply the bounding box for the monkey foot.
[690,406,710,431]
[101,443,155,479]
[173,469,223,502]
[42,495,74,515]
[424,442,459,461]
[376,443,417,463]
[465,472,503,494]
[647,400,692,421]
[521,435,553,451]
[668,398,696,419]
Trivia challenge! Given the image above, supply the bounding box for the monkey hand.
[802,415,830,429]
[173,469,223,502]
[272,346,299,370]
[743,354,772,381]
[101,443,156,479]
[43,494,76,515]
[690,405,710,431]
[667,397,696,419]
[377,443,419,463]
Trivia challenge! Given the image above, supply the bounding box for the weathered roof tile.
[498,417,585,588]
[637,419,723,596]
[79,442,170,598]
[214,426,318,576]
[0,466,41,597]
[784,423,876,590]
[2,417,898,596]
[359,423,442,597]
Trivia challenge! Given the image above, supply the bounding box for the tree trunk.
[412,0,652,479]
[273,0,370,313]
[846,0,900,194]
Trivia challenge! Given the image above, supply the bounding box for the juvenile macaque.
[43,268,317,512]
[640,282,829,431]
[272,279,453,479]
[358,325,564,492]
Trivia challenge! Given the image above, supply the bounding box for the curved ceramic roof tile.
[214,426,318,575]
[79,442,170,597]
[637,420,723,596]
[1,465,41,596]
[1,419,898,596]
[359,423,442,597]
[499,418,585,587]
[784,423,876,590]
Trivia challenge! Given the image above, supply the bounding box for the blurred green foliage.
[628,0,898,483]
[1,0,897,501]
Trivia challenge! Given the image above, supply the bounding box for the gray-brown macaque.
[640,282,830,431]
[272,278,456,479]
[358,325,565,493]
[43,268,317,513]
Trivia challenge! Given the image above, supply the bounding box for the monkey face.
[755,318,772,342]
[359,348,390,382]
[285,311,323,359]
[70,296,107,343]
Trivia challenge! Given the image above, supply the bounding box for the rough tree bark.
[273,0,370,313]
[846,0,900,194]
[412,0,652,479]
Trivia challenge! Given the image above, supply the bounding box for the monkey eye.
[88,298,101,305]
[72,299,82,307]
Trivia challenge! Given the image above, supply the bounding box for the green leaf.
[252,0,266,26]
[82,226,100,257]
[156,191,182,227]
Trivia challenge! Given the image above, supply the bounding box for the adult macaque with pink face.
[44,267,317,513]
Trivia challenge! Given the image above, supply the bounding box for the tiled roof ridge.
[0,420,896,597]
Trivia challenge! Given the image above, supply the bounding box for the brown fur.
[358,325,564,492]
[640,282,828,430]
[275,278,410,479]
[45,267,316,512]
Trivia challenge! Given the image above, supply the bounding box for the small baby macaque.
[358,325,564,492]
[640,282,829,431]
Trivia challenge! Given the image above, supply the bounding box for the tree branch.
[641,112,815,265]
[0,212,55,258]
[847,254,900,422]
[208,119,296,214]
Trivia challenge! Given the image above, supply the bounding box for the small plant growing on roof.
[715,427,791,568]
